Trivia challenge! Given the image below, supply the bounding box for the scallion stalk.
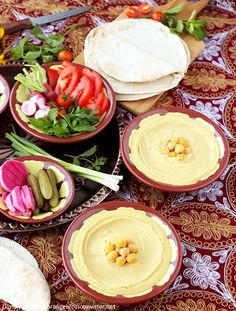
[5,132,122,191]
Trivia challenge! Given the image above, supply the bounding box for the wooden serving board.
[74,0,209,115]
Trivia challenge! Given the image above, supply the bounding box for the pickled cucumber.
[38,169,53,200]
[16,84,30,103]
[27,175,44,209]
[47,169,59,208]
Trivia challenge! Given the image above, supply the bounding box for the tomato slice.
[47,68,59,90]
[152,11,164,21]
[100,97,110,116]
[55,62,81,96]
[125,6,139,18]
[78,77,94,107]
[138,2,153,15]
[71,76,89,99]
[91,71,103,96]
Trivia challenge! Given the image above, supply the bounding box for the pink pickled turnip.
[0,160,28,192]
[11,186,26,212]
[21,100,37,116]
[21,185,35,211]
[30,94,46,105]
[5,194,16,213]
[34,109,48,119]
[2,191,9,202]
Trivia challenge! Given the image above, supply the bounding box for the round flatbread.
[86,18,189,83]
[0,237,38,268]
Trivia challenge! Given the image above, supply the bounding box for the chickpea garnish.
[105,239,139,266]
[160,137,192,161]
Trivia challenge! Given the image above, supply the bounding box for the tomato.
[125,6,139,18]
[47,68,59,90]
[83,68,103,96]
[152,11,164,21]
[56,93,73,108]
[55,62,81,95]
[78,77,94,107]
[47,101,58,109]
[57,50,73,62]
[71,76,89,99]
[56,108,67,120]
[100,97,110,115]
[138,2,153,15]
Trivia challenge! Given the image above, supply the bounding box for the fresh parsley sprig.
[9,25,65,64]
[163,3,207,40]
[29,106,100,138]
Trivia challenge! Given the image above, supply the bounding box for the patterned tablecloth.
[1,0,236,310]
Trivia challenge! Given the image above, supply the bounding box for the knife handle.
[1,19,32,34]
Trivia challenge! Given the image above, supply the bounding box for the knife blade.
[1,6,92,34]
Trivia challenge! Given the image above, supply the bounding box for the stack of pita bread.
[0,237,50,311]
[84,18,190,101]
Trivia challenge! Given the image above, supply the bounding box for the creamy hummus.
[69,207,178,297]
[129,112,224,186]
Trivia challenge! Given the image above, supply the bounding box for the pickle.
[47,169,59,208]
[38,169,53,200]
[27,175,44,209]
[42,200,50,212]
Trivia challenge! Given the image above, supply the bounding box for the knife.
[1,6,92,34]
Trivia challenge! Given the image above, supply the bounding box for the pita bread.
[0,243,50,311]
[84,19,190,101]
[0,237,38,268]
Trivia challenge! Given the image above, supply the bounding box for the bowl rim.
[0,74,10,114]
[9,62,116,144]
[0,155,75,223]
[62,200,182,305]
[121,106,230,192]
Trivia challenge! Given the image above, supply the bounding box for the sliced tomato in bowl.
[47,68,59,90]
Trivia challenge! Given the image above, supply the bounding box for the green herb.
[14,63,47,92]
[29,106,100,138]
[6,132,122,191]
[9,25,65,64]
[163,3,207,40]
[65,145,107,171]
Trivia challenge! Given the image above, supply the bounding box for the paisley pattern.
[1,0,236,310]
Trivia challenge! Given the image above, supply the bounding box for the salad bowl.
[0,74,10,115]
[9,62,116,144]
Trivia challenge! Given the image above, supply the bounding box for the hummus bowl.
[0,155,74,224]
[0,74,10,114]
[121,107,229,192]
[62,200,182,305]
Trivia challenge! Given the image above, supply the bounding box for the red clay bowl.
[62,200,182,305]
[9,62,116,144]
[0,155,74,223]
[121,107,230,192]
[0,74,10,114]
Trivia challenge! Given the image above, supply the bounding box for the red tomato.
[78,77,94,107]
[56,93,73,108]
[125,6,139,18]
[55,62,81,95]
[83,69,103,96]
[47,101,58,109]
[57,50,73,62]
[47,68,59,90]
[100,97,110,115]
[56,108,67,120]
[71,76,90,99]
[152,11,164,21]
[138,2,153,15]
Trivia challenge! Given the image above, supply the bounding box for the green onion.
[5,132,123,192]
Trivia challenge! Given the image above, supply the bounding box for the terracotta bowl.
[121,106,230,192]
[9,62,116,144]
[62,200,182,305]
[0,155,74,223]
[0,74,10,114]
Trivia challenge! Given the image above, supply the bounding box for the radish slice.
[21,101,37,116]
[34,109,48,119]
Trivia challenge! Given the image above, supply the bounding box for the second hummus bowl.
[121,107,229,192]
[62,200,182,305]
